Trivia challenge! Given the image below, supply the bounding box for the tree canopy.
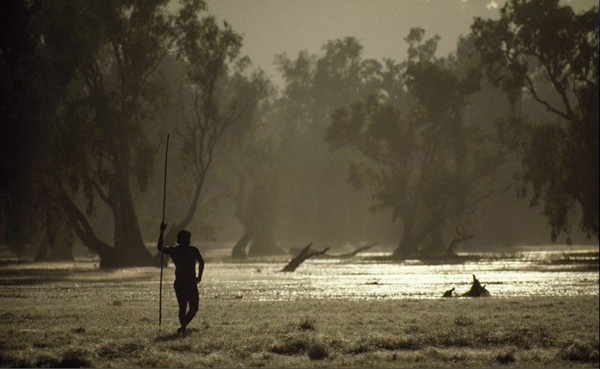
[471,0,599,241]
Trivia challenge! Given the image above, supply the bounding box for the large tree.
[213,69,284,258]
[0,0,75,260]
[326,29,512,258]
[36,0,209,268]
[274,38,385,244]
[471,0,599,242]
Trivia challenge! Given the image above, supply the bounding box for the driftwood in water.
[282,243,329,272]
[462,274,490,297]
[320,242,378,259]
[442,287,455,298]
[442,275,490,297]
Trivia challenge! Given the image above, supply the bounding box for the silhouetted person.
[157,222,204,335]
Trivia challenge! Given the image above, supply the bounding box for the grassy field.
[0,265,598,368]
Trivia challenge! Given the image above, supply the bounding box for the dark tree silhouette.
[471,0,599,241]
[326,29,512,259]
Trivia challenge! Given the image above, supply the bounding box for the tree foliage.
[471,0,599,241]
[164,11,252,246]
[326,29,512,258]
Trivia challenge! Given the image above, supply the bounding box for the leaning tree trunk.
[111,145,153,267]
[282,243,329,272]
[232,230,252,260]
[245,180,283,256]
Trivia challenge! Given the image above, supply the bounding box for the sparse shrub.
[58,349,91,368]
[298,316,316,331]
[307,342,329,360]
[270,335,310,355]
[559,341,599,362]
[496,350,516,364]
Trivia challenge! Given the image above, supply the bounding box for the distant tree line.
[0,0,596,267]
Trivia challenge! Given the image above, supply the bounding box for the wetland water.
[1,249,597,301]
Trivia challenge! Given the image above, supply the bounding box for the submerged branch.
[281,243,329,272]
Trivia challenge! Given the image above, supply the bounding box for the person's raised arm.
[157,222,167,253]
[196,250,205,283]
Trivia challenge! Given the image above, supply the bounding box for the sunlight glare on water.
[1,250,596,301]
[195,250,599,301]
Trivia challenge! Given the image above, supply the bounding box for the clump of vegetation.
[365,334,421,351]
[307,341,329,360]
[298,316,316,331]
[559,341,599,363]
[0,352,33,368]
[347,342,370,355]
[496,349,516,364]
[35,353,61,368]
[270,335,310,355]
[58,349,92,368]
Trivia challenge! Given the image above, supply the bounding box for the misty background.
[168,0,597,250]
[0,0,597,265]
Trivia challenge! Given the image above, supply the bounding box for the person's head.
[177,230,191,246]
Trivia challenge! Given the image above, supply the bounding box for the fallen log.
[281,243,329,272]
[462,274,490,297]
[441,274,490,298]
[319,242,378,259]
[442,287,455,298]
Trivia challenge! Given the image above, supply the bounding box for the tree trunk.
[34,235,49,261]
[248,227,283,256]
[232,230,252,260]
[112,147,153,267]
[421,224,446,257]
[49,242,74,260]
[392,214,418,259]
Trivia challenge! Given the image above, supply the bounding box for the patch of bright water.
[193,251,599,300]
[1,250,597,301]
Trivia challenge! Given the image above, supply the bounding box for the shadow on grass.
[154,328,199,342]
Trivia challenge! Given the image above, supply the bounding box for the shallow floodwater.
[0,249,597,301]
[197,250,599,300]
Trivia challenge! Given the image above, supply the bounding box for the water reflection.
[0,250,597,301]
[198,250,599,301]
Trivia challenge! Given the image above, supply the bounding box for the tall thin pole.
[159,134,169,331]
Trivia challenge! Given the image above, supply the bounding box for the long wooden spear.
[159,134,169,331]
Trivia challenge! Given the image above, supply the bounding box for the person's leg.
[184,285,199,327]
[174,285,187,331]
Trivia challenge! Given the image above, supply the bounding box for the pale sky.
[202,0,596,87]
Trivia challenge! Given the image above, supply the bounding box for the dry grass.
[0,270,598,368]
